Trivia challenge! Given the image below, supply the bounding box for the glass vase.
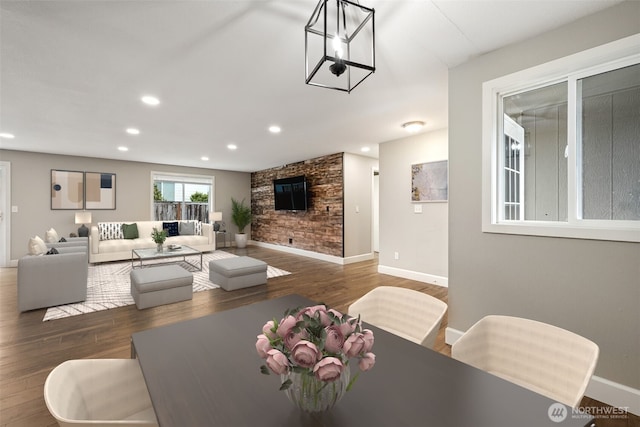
[156,243,163,252]
[282,368,349,413]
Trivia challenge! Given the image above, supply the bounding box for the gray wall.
[448,1,640,389]
[379,128,448,279]
[343,153,378,258]
[1,150,250,261]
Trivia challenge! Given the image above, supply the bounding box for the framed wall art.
[84,172,116,210]
[51,170,84,210]
[411,160,448,202]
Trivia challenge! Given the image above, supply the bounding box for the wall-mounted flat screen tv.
[273,175,308,211]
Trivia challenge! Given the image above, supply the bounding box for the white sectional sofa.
[89,220,215,263]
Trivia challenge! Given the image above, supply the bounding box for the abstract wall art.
[51,170,84,210]
[84,172,116,210]
[411,160,448,202]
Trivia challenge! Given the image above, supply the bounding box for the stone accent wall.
[251,153,344,257]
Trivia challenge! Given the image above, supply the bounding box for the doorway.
[372,168,379,253]
[0,161,11,267]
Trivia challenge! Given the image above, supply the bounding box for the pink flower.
[265,349,289,375]
[291,340,321,368]
[328,308,343,319]
[339,317,358,336]
[319,308,344,326]
[362,329,375,352]
[324,325,344,354]
[313,357,343,382]
[297,305,327,322]
[276,315,298,338]
[358,352,376,371]
[262,321,277,339]
[284,329,308,351]
[343,332,366,357]
[255,334,272,358]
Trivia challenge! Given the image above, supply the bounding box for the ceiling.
[0,0,623,172]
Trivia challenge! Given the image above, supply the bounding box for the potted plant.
[151,227,168,252]
[231,197,252,248]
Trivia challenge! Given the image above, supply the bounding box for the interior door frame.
[0,161,11,267]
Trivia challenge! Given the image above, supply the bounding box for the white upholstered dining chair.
[348,286,448,349]
[451,315,599,408]
[44,359,158,426]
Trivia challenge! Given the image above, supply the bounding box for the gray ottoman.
[209,256,267,291]
[130,264,193,309]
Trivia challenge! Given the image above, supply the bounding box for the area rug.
[43,251,290,321]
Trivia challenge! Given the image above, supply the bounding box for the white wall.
[448,0,639,400]
[378,128,448,285]
[343,153,378,259]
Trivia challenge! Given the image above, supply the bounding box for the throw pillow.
[46,247,59,255]
[194,220,202,236]
[179,221,195,235]
[28,236,47,255]
[162,221,179,237]
[59,237,67,242]
[121,223,139,239]
[98,223,124,240]
[45,228,59,244]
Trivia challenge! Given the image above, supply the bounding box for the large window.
[482,35,640,242]
[151,172,214,222]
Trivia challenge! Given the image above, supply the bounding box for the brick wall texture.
[251,152,344,257]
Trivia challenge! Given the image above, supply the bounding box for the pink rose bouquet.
[256,304,376,395]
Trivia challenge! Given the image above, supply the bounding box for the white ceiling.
[0,0,623,172]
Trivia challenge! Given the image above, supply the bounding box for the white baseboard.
[249,241,373,265]
[585,376,640,416]
[445,326,464,345]
[377,264,448,287]
[445,326,639,415]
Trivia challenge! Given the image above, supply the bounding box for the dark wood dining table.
[131,294,594,427]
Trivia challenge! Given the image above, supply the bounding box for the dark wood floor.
[0,246,637,426]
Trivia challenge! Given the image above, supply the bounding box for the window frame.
[482,34,640,243]
[150,171,215,222]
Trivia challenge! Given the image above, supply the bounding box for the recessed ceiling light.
[268,125,281,134]
[227,144,237,150]
[118,146,129,152]
[141,95,160,106]
[126,128,140,135]
[0,133,15,139]
[402,121,426,133]
[201,156,209,161]
[361,147,371,153]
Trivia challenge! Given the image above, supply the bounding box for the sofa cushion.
[122,223,139,239]
[179,221,195,235]
[28,236,48,255]
[99,223,124,240]
[45,228,60,243]
[162,221,179,237]
[182,220,203,236]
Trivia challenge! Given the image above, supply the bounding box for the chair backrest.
[44,359,158,426]
[348,286,448,349]
[451,315,599,408]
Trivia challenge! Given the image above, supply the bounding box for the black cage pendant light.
[305,0,375,93]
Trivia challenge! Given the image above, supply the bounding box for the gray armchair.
[18,246,88,312]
